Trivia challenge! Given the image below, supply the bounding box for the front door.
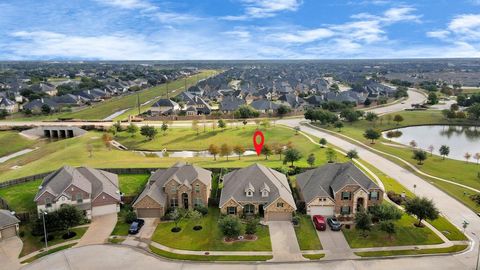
[356,197,365,212]
[182,193,189,209]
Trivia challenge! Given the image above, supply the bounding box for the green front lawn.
[151,208,272,251]
[19,226,88,257]
[354,244,468,257]
[429,216,468,241]
[342,214,443,248]
[294,215,322,250]
[111,209,131,236]
[0,131,37,157]
[149,245,272,261]
[118,174,149,196]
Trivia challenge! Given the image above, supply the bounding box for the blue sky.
[0,0,479,60]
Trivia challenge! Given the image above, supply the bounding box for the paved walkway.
[0,236,22,270]
[267,221,305,261]
[149,241,272,256]
[77,214,117,246]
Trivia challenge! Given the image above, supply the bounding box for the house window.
[195,184,200,193]
[341,206,351,215]
[276,202,284,208]
[227,207,237,215]
[45,198,52,208]
[170,198,178,208]
[369,191,379,200]
[262,191,268,197]
[171,186,177,193]
[341,192,351,200]
[244,204,255,214]
[246,191,253,197]
[194,198,203,207]
[76,193,83,203]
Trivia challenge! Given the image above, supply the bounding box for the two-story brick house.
[133,163,211,218]
[296,162,383,221]
[34,166,121,219]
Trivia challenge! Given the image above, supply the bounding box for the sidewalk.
[18,239,80,262]
[149,241,273,256]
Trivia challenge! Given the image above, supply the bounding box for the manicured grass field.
[149,245,272,261]
[151,208,272,251]
[0,179,41,212]
[21,243,77,264]
[294,215,322,250]
[354,244,468,257]
[0,126,343,183]
[342,214,444,248]
[118,174,149,196]
[0,131,37,157]
[462,88,480,94]
[19,226,88,257]
[429,216,468,241]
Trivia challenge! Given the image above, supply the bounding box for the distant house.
[219,163,296,221]
[305,95,324,107]
[23,98,59,113]
[78,89,109,102]
[0,210,20,241]
[296,162,383,221]
[53,94,86,106]
[250,99,280,113]
[133,163,212,218]
[30,83,57,96]
[187,85,204,96]
[0,97,18,113]
[177,92,211,115]
[324,91,367,105]
[219,96,245,113]
[150,99,180,115]
[34,166,121,219]
[278,93,304,110]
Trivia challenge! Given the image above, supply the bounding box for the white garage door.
[308,206,335,217]
[91,204,118,217]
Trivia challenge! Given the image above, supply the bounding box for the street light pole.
[42,211,48,250]
[472,232,479,270]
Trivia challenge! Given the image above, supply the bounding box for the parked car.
[128,219,145,234]
[327,217,342,231]
[312,215,326,231]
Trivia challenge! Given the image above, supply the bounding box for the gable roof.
[152,98,179,107]
[0,210,20,228]
[219,163,296,209]
[296,162,380,204]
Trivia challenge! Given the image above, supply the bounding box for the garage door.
[137,208,162,218]
[308,206,335,217]
[91,204,118,217]
[267,212,292,221]
[1,226,17,239]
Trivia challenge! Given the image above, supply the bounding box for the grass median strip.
[21,243,77,264]
[149,245,272,261]
[303,253,325,260]
[354,244,468,257]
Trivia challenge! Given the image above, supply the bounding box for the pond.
[384,125,480,162]
[135,150,258,158]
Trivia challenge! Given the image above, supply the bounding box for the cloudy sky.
[1,0,480,60]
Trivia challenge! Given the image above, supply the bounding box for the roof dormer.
[245,182,255,197]
[261,183,270,198]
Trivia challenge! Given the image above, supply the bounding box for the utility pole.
[137,92,140,115]
[42,211,48,250]
[166,81,169,99]
[184,77,187,92]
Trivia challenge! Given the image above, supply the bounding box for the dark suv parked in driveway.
[128,219,145,234]
[327,217,342,231]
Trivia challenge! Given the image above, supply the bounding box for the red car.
[312,215,326,231]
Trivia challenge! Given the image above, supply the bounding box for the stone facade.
[164,179,209,210]
[221,197,295,221]
[333,185,383,220]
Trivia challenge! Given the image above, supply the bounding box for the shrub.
[194,205,208,216]
[245,219,258,235]
[387,191,408,205]
[470,194,480,205]
[292,215,300,226]
[124,211,137,224]
[218,215,241,238]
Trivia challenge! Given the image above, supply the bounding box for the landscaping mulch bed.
[223,234,258,243]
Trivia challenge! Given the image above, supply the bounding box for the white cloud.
[448,14,480,40]
[426,30,450,39]
[94,0,154,10]
[269,28,334,43]
[222,0,301,20]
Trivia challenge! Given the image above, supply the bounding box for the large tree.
[218,215,241,238]
[220,144,232,160]
[412,150,428,165]
[363,128,381,144]
[393,114,404,125]
[261,143,273,160]
[283,148,302,166]
[355,210,372,237]
[405,197,439,226]
[439,145,450,160]
[208,144,220,160]
[140,125,158,140]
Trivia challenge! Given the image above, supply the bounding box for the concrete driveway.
[317,227,356,260]
[267,221,304,262]
[123,218,158,248]
[77,214,117,247]
[0,236,22,270]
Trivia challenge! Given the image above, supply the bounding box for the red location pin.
[253,130,265,156]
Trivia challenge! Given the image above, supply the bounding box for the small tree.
[233,145,245,160]
[169,208,186,231]
[405,197,439,227]
[140,125,158,140]
[363,128,381,144]
[355,210,372,237]
[245,218,258,235]
[365,112,379,126]
[218,215,241,238]
[319,138,327,148]
[474,153,480,165]
[0,109,8,119]
[427,145,434,156]
[108,126,118,137]
[260,119,271,129]
[87,144,93,158]
[283,148,302,166]
[242,119,248,128]
[220,143,232,160]
[294,126,301,134]
[380,221,396,239]
[189,210,203,230]
[277,105,291,118]
[261,143,273,160]
[409,140,417,148]
[208,144,220,160]
[57,205,83,237]
[192,120,200,135]
[412,150,428,165]
[326,147,337,163]
[465,152,472,163]
[272,143,284,160]
[307,153,316,167]
[161,122,169,135]
[393,114,404,125]
[218,119,226,130]
[334,121,344,132]
[439,145,450,160]
[126,123,138,137]
[41,104,51,114]
[346,149,359,159]
[102,133,113,150]
[369,204,402,223]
